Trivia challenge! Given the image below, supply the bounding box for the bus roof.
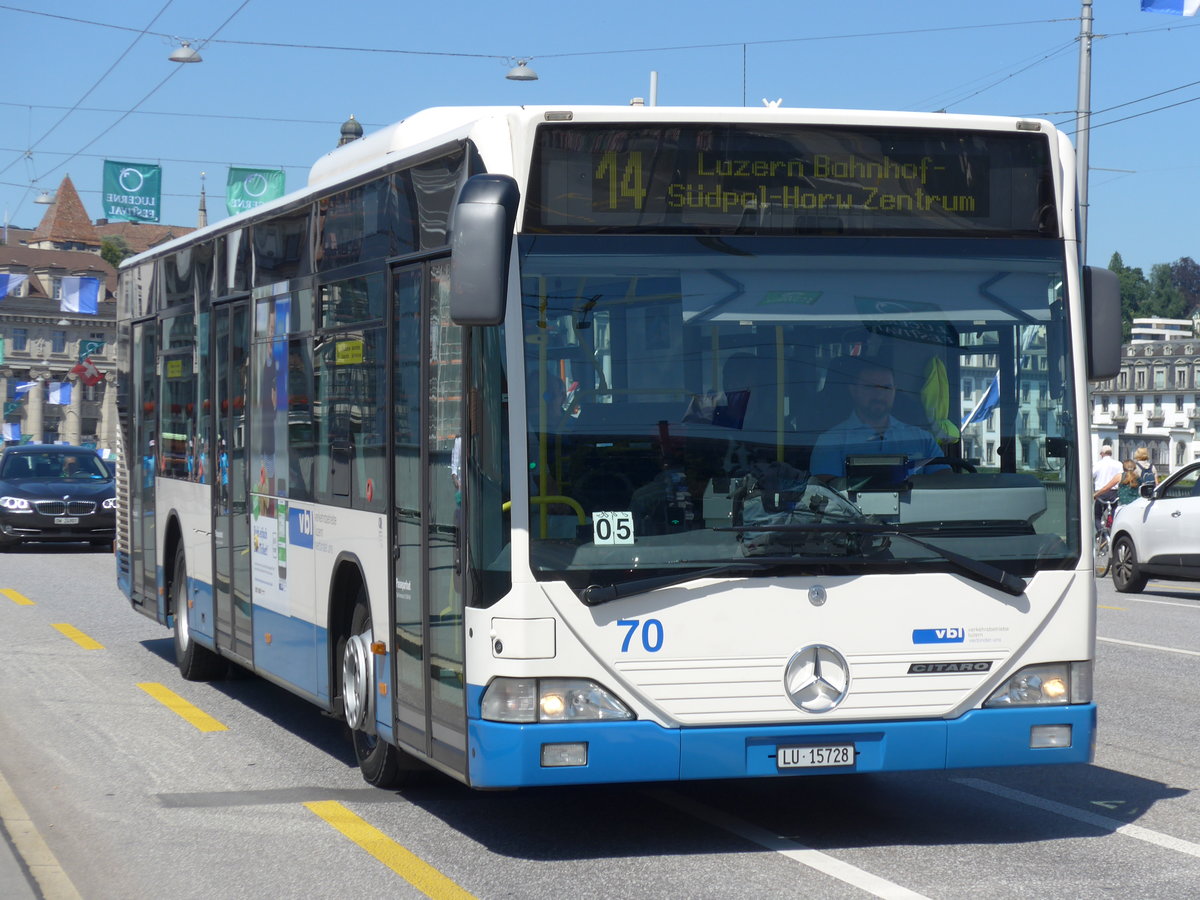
[120,105,1059,270]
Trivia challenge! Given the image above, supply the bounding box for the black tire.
[1111,535,1148,594]
[172,545,227,680]
[1094,532,1111,578]
[340,588,424,789]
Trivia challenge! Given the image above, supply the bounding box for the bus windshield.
[519,235,1077,591]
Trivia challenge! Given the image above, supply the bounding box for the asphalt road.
[1,547,1198,899]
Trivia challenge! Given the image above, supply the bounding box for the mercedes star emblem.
[784,644,850,713]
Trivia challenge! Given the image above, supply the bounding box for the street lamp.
[506,59,538,81]
[169,41,202,63]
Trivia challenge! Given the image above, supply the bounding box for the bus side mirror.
[1083,266,1121,380]
[449,174,520,326]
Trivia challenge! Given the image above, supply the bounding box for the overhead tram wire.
[0,4,508,61]
[0,101,386,130]
[912,40,1078,113]
[31,1,252,188]
[0,5,1071,64]
[0,0,175,181]
[529,17,1076,60]
[1076,93,1200,134]
[908,38,1076,111]
[1055,76,1200,134]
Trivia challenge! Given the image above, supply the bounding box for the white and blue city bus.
[115,105,1121,789]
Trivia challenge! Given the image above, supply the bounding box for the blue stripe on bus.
[253,604,329,699]
[170,573,333,702]
[186,575,215,644]
[464,701,1095,788]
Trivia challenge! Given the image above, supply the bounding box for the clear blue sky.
[2,1,1196,274]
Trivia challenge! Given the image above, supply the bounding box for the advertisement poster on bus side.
[251,495,288,612]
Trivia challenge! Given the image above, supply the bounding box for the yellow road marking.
[51,623,104,650]
[137,682,228,732]
[1,588,34,606]
[0,768,83,900]
[1147,581,1200,592]
[1098,605,1125,611]
[305,801,475,899]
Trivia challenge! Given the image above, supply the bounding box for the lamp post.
[1075,0,1093,265]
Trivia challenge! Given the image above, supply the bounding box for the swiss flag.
[71,356,106,387]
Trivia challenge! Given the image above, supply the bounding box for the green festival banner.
[78,339,106,361]
[226,167,285,215]
[102,160,162,223]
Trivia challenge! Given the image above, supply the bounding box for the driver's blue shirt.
[810,412,942,477]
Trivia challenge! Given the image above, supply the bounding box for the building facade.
[1090,317,1200,473]
[2,176,196,454]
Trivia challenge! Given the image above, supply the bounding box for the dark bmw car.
[0,445,116,550]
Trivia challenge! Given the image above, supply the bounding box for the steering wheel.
[923,457,977,474]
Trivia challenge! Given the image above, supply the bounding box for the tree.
[1109,252,1149,339]
[1168,256,1200,316]
[1144,264,1186,320]
[100,235,132,269]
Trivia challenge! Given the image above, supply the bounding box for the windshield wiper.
[580,561,774,606]
[727,522,1026,597]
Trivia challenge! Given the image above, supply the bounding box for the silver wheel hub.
[342,631,373,730]
[175,581,190,650]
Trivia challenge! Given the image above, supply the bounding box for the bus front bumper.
[466,704,1096,788]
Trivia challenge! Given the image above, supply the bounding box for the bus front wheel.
[341,591,416,788]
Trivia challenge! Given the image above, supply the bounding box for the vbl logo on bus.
[912,627,965,644]
[289,506,315,550]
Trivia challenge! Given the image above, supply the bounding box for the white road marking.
[652,790,930,899]
[955,778,1200,859]
[1128,595,1200,609]
[1098,636,1200,657]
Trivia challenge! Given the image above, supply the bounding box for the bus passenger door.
[392,267,426,757]
[391,261,468,777]
[213,299,254,662]
[130,319,157,612]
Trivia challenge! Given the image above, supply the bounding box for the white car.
[1109,460,1200,593]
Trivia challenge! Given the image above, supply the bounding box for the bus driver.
[809,357,943,481]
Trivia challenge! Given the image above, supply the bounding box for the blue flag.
[0,273,28,300]
[61,276,100,315]
[48,382,73,405]
[1141,0,1200,14]
[962,372,1000,428]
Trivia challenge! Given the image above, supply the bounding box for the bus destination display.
[526,124,1055,236]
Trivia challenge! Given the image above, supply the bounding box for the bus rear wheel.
[172,546,226,681]
[341,592,421,788]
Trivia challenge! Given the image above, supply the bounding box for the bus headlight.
[481,677,634,723]
[984,661,1091,707]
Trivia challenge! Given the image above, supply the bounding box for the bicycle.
[1094,498,1116,578]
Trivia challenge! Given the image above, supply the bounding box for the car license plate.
[54,516,80,525]
[777,744,854,769]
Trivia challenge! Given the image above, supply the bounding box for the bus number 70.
[617,618,664,653]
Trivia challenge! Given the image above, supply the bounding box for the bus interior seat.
[722,352,780,432]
